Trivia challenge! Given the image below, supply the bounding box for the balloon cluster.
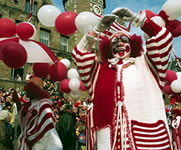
[37,5,99,35]
[59,59,86,99]
[0,18,36,68]
[163,70,181,102]
[32,58,87,99]
[33,60,67,82]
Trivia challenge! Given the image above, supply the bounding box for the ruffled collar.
[108,57,135,68]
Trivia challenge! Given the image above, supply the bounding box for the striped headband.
[96,14,132,38]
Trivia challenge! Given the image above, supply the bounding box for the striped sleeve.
[142,19,173,89]
[72,45,101,99]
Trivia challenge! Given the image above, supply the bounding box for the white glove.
[93,14,118,34]
[112,7,137,22]
[112,7,146,27]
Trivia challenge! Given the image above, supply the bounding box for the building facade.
[0,0,71,90]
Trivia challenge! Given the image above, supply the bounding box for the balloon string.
[172,48,181,69]
[28,0,34,22]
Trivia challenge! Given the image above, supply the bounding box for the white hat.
[0,110,9,120]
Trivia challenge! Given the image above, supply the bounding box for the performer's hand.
[112,7,137,22]
[112,7,146,27]
[93,14,118,34]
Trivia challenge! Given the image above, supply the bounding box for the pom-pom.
[99,35,113,62]
[130,34,144,58]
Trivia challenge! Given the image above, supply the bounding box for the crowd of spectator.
[0,83,90,150]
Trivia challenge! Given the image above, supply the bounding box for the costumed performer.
[72,7,174,150]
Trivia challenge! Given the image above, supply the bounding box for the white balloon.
[70,90,81,99]
[69,78,80,91]
[161,0,181,20]
[176,72,181,80]
[60,58,71,69]
[68,68,79,79]
[75,11,99,34]
[171,79,181,93]
[38,5,61,27]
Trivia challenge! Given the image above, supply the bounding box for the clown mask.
[111,31,131,59]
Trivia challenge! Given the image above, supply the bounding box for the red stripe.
[148,49,170,58]
[111,21,129,32]
[31,123,54,144]
[79,71,92,77]
[133,125,166,133]
[0,37,19,46]
[30,40,58,63]
[77,64,93,70]
[74,46,94,55]
[134,136,169,143]
[146,30,170,44]
[134,130,168,138]
[147,39,172,52]
[74,55,95,63]
[131,120,171,149]
[29,111,54,135]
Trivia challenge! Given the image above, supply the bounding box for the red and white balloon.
[60,58,71,69]
[16,22,36,40]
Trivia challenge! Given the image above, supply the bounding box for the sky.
[52,0,181,58]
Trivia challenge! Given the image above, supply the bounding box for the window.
[14,0,19,4]
[25,0,37,16]
[60,36,69,52]
[11,66,24,81]
[40,28,50,47]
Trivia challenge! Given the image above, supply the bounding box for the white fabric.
[97,127,111,150]
[33,128,63,150]
[123,56,168,124]
[19,40,53,63]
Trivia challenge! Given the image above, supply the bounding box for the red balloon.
[79,80,87,91]
[55,11,77,35]
[1,42,27,68]
[0,18,16,37]
[16,22,35,39]
[163,84,174,95]
[33,63,50,78]
[165,70,177,84]
[0,38,19,61]
[49,62,67,82]
[60,79,71,93]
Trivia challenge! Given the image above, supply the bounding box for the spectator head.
[0,110,10,122]
[24,77,49,100]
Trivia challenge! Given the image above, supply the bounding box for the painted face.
[111,32,131,59]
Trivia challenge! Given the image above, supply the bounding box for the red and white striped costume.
[72,17,173,150]
[18,99,62,150]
